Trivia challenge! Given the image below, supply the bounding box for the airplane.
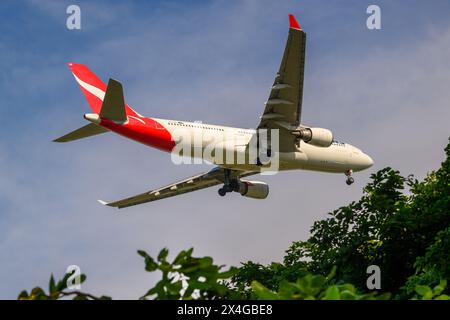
[54,14,373,209]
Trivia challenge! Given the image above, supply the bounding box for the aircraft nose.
[361,153,374,168]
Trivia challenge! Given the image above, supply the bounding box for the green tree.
[235,138,450,297]
[403,226,450,296]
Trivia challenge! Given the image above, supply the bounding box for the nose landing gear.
[345,170,354,185]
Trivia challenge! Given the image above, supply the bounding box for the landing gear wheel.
[223,184,234,193]
[344,169,354,185]
[219,170,240,197]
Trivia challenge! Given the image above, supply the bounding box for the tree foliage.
[137,248,240,300]
[18,273,110,300]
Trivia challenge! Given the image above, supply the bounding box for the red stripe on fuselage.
[100,116,175,152]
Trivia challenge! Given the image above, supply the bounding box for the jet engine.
[292,127,333,147]
[237,180,269,199]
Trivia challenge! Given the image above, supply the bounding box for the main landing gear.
[218,184,235,196]
[218,169,238,197]
[345,169,354,185]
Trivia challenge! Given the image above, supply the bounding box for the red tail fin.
[68,63,141,117]
[68,63,106,114]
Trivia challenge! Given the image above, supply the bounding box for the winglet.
[97,199,109,206]
[98,199,121,209]
[288,14,302,31]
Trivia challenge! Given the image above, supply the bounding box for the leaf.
[337,283,356,292]
[296,275,323,297]
[326,266,337,282]
[173,250,187,265]
[166,281,183,296]
[188,279,210,291]
[310,275,326,289]
[199,257,213,269]
[56,273,70,291]
[278,281,298,299]
[30,287,46,300]
[432,280,447,296]
[18,290,29,300]
[217,267,238,279]
[138,250,159,272]
[251,281,279,300]
[376,293,392,300]
[158,248,169,262]
[185,248,194,257]
[137,249,148,258]
[158,261,172,273]
[415,285,432,299]
[323,285,340,300]
[49,274,56,293]
[339,290,357,300]
[296,276,310,291]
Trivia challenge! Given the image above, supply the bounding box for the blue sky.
[1,0,450,299]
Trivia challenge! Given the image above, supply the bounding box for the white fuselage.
[158,118,374,174]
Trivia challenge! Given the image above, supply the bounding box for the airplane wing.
[99,167,256,209]
[258,14,306,152]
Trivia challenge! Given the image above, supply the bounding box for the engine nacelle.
[293,127,333,147]
[238,180,269,199]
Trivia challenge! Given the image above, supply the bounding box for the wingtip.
[97,199,109,206]
[98,199,121,209]
[288,14,302,31]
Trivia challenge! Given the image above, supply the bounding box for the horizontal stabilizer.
[53,123,109,142]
